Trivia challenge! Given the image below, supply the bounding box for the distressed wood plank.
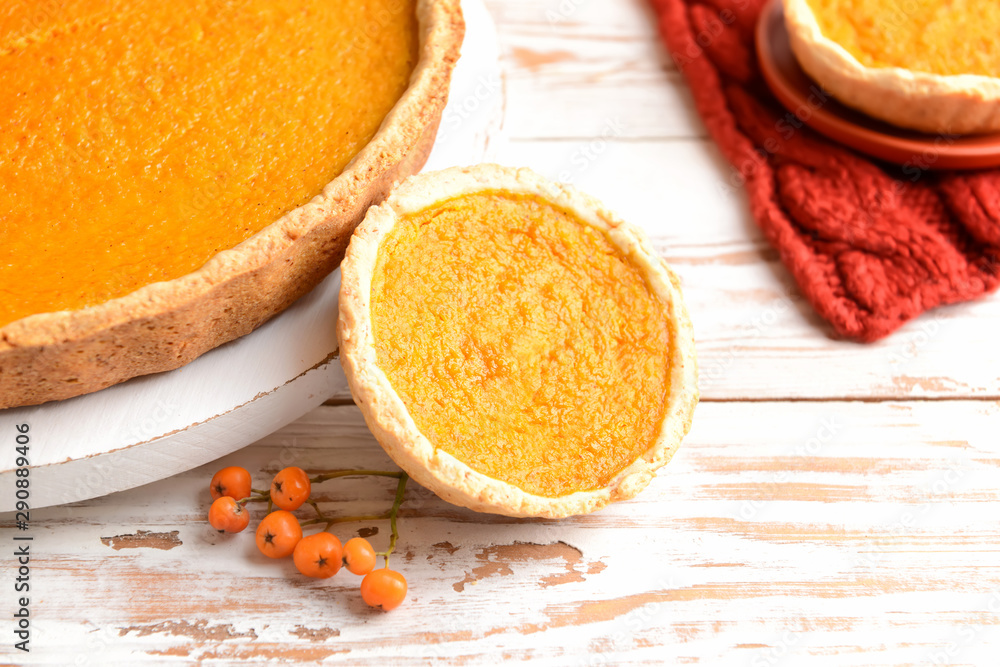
[485,0,705,141]
[11,404,1000,664]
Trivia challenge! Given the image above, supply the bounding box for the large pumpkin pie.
[0,0,463,409]
[784,0,1000,133]
[338,165,699,517]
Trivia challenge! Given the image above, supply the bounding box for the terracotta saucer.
[756,0,1000,170]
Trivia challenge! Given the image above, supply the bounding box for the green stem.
[236,493,270,506]
[300,513,389,528]
[307,500,327,522]
[379,473,408,568]
[310,469,404,484]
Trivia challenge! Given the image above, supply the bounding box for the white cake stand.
[0,0,504,511]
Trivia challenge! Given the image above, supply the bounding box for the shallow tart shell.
[783,0,1000,135]
[338,164,699,518]
[0,0,463,410]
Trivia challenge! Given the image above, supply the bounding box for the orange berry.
[210,466,252,501]
[293,532,343,578]
[255,510,302,558]
[360,568,407,610]
[342,537,377,575]
[270,466,311,511]
[208,496,250,533]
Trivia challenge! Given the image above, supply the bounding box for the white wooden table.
[6,1,1000,664]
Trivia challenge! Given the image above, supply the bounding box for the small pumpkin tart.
[338,165,698,517]
[785,0,1000,134]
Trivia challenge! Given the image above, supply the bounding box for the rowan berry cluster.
[207,465,409,610]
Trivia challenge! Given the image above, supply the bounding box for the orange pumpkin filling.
[0,0,417,328]
[805,0,1000,77]
[370,192,673,498]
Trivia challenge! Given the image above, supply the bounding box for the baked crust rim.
[337,164,700,518]
[0,0,464,409]
[784,0,1000,135]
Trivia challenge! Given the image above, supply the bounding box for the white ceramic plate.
[0,0,504,511]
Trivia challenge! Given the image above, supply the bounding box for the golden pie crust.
[784,0,1000,134]
[338,165,699,518]
[0,0,463,409]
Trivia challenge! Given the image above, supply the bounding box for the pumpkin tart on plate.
[784,0,1000,134]
[0,0,463,409]
[338,165,699,517]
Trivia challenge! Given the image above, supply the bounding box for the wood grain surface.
[9,404,1000,665]
[3,0,1000,664]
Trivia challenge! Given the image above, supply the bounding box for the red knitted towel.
[651,0,1000,341]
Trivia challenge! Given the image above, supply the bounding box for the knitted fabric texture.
[652,0,1000,341]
